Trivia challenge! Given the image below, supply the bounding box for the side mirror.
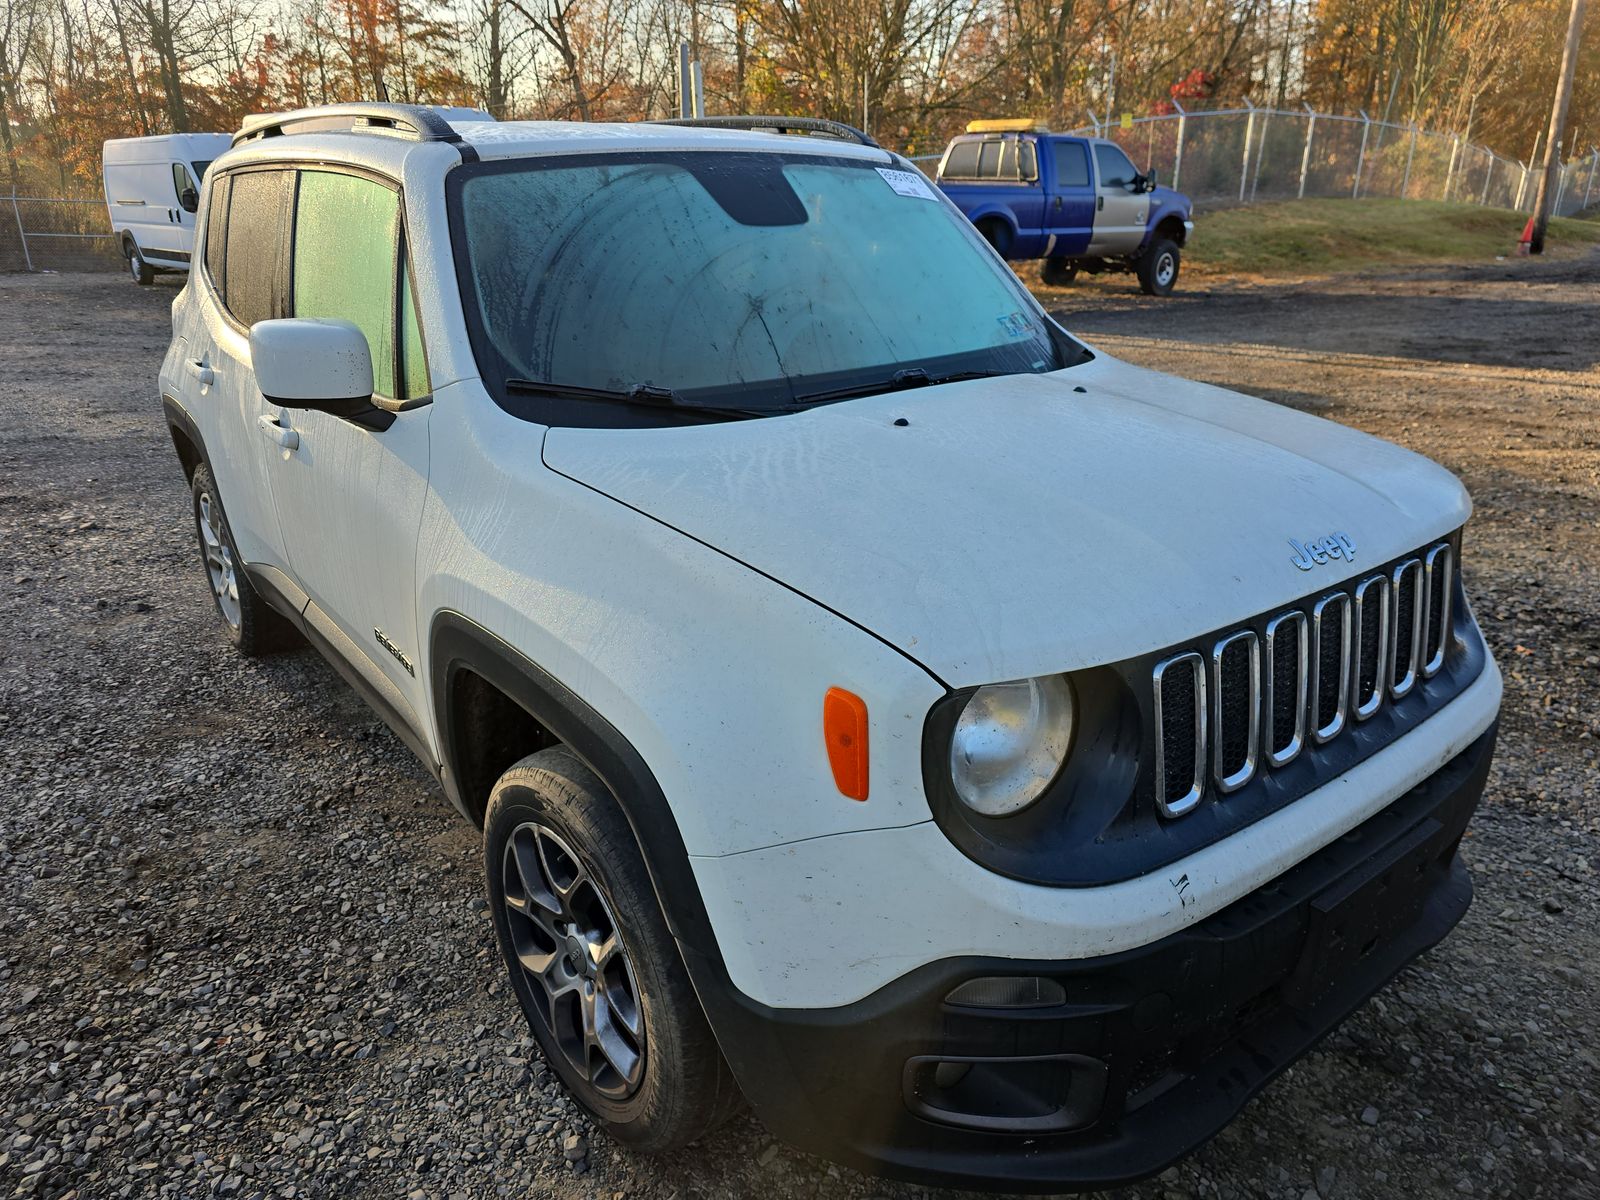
[1142,169,1159,194]
[179,187,199,213]
[250,318,374,417]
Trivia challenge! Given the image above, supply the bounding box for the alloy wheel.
[501,821,646,1099]
[197,491,242,630]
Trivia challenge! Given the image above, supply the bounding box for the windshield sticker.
[876,167,937,201]
[997,312,1032,339]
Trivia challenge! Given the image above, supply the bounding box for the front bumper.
[689,721,1495,1192]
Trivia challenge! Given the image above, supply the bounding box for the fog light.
[945,976,1066,1009]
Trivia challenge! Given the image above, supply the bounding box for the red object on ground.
[1517,217,1535,256]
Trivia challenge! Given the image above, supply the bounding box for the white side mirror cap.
[250,318,374,410]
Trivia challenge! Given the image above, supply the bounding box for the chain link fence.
[912,104,1600,220]
[2,195,122,273]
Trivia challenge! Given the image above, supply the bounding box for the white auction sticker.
[876,167,937,200]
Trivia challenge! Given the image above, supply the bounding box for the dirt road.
[2,255,1597,1200]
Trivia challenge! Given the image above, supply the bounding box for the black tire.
[126,239,155,286]
[1039,256,1078,286]
[485,747,742,1151]
[189,464,298,655]
[977,218,1014,258]
[1137,237,1181,296]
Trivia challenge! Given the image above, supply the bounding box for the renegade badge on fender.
[161,103,1500,1192]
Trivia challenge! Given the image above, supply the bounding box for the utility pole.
[1530,0,1586,253]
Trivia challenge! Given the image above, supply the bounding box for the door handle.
[1097,196,1104,211]
[257,413,300,451]
[1053,196,1062,210]
[186,359,214,386]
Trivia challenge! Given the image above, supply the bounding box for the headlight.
[948,676,1074,816]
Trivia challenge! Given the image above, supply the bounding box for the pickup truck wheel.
[976,219,1014,258]
[1138,238,1180,296]
[126,240,155,286]
[1039,257,1077,286]
[485,747,742,1151]
[189,464,298,655]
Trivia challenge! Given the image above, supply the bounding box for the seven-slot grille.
[1154,540,1454,818]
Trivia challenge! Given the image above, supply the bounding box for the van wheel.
[126,241,155,286]
[1040,257,1077,286]
[1137,238,1180,296]
[485,747,742,1151]
[189,464,298,655]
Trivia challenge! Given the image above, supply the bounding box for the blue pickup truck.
[934,121,1194,295]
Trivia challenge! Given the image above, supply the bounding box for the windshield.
[448,150,1084,425]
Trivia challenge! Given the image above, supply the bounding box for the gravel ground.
[1,256,1597,1200]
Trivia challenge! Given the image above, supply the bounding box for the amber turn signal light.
[823,687,869,801]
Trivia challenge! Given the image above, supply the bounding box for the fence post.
[1249,108,1272,202]
[1555,160,1568,216]
[1353,110,1371,199]
[1585,148,1598,211]
[1297,104,1316,199]
[1239,101,1257,204]
[8,193,32,273]
[1482,154,1494,205]
[1171,100,1186,192]
[1442,135,1459,201]
[1400,123,1417,198]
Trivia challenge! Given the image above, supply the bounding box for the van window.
[1052,142,1090,188]
[222,170,289,327]
[291,170,428,400]
[171,163,196,203]
[1094,143,1139,189]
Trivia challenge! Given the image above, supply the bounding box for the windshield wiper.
[504,378,780,420]
[791,367,1014,407]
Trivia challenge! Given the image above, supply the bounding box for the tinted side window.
[1052,142,1090,187]
[1018,140,1038,181]
[204,174,229,291]
[292,170,429,400]
[223,170,289,327]
[943,140,980,179]
[977,140,1003,179]
[1094,144,1138,188]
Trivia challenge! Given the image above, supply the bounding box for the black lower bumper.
[689,723,1496,1192]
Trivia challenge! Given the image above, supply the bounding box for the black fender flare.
[162,394,209,482]
[428,610,722,962]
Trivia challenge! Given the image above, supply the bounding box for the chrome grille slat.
[1351,574,1390,721]
[1211,631,1260,793]
[1310,592,1351,743]
[1422,544,1453,677]
[1150,540,1453,820]
[1153,651,1206,818]
[1389,558,1424,699]
[1263,611,1307,768]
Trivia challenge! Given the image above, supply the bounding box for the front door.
[264,168,435,727]
[168,162,202,258]
[1086,142,1149,256]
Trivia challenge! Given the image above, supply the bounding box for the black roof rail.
[648,115,880,149]
[233,103,465,147]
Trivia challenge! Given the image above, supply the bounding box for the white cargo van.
[102,133,232,284]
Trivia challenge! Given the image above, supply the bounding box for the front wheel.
[485,747,742,1151]
[126,241,154,286]
[1039,256,1077,286]
[1137,238,1180,296]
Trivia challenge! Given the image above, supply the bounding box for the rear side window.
[943,141,980,179]
[222,170,290,327]
[1094,144,1138,188]
[1052,142,1090,187]
[291,170,429,400]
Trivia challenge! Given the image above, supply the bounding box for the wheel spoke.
[588,985,642,1088]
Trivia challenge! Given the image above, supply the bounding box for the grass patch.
[1185,197,1600,276]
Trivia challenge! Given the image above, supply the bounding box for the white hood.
[542,353,1470,686]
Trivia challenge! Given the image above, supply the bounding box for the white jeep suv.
[160,104,1502,1191]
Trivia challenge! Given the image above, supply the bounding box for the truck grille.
[1153,541,1455,819]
